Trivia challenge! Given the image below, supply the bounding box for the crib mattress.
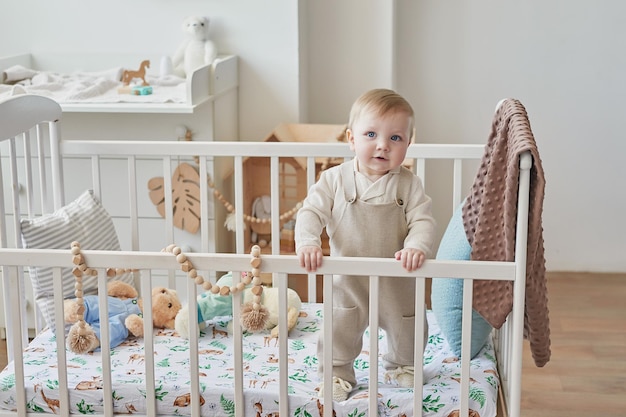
[0,306,498,417]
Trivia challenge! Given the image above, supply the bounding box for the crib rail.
[0,249,518,417]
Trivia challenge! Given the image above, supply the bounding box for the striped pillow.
[20,190,135,330]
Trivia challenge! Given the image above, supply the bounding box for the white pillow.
[20,190,136,330]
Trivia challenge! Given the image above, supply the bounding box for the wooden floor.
[519,271,626,416]
[1,271,625,416]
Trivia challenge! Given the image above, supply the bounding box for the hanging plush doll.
[174,271,302,339]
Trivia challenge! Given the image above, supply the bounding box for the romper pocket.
[332,305,364,362]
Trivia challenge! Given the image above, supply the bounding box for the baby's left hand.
[394,248,426,272]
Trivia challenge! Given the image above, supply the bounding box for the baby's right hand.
[297,246,323,272]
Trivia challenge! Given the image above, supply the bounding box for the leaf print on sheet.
[210,339,228,351]
[422,393,444,413]
[470,386,486,408]
[0,374,15,391]
[27,398,45,413]
[291,339,306,350]
[298,323,320,333]
[139,384,168,401]
[303,355,318,367]
[157,358,171,367]
[348,408,366,417]
[288,371,311,384]
[76,399,95,414]
[353,358,369,371]
[220,394,235,417]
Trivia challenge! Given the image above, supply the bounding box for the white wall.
[306,1,626,273]
[1,0,624,272]
[0,0,302,142]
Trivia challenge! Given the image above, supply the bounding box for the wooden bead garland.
[208,177,302,225]
[162,243,269,332]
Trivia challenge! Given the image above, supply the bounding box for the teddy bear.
[171,16,218,78]
[65,280,182,354]
[175,271,302,339]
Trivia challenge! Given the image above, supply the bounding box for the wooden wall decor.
[148,162,201,234]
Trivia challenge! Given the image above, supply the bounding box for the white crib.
[0,94,537,417]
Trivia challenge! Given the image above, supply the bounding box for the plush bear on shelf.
[171,15,218,78]
[65,281,182,354]
[175,271,302,339]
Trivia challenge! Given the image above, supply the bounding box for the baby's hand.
[394,248,426,272]
[297,246,323,272]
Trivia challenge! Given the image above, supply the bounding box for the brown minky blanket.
[462,98,550,367]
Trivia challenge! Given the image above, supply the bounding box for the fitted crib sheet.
[0,306,498,417]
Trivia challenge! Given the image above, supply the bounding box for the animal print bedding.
[0,306,499,417]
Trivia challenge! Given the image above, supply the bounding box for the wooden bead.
[230,286,238,294]
[116,268,125,275]
[74,290,83,298]
[253,303,261,311]
[251,277,262,286]
[106,268,116,277]
[210,286,220,294]
[219,286,230,296]
[176,253,186,263]
[72,268,83,277]
[251,285,263,296]
[250,257,261,268]
[202,281,212,291]
[188,269,197,278]
[181,261,193,272]
[236,282,246,291]
[78,263,88,271]
[72,254,83,264]
[251,268,260,277]
[194,276,205,285]
[173,247,182,256]
[251,245,261,257]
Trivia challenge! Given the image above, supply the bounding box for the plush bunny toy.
[175,272,302,339]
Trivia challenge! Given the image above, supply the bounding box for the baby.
[295,88,436,401]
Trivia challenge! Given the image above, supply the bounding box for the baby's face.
[347,109,412,181]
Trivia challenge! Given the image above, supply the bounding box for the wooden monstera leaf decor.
[148,162,201,234]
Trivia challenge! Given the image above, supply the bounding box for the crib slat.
[322,273,334,417]
[97,268,114,417]
[52,266,70,416]
[459,278,474,417]
[413,277,426,413]
[270,156,280,257]
[277,272,290,416]
[6,266,26,416]
[368,275,379,417]
[127,156,139,251]
[141,272,158,417]
[232,272,245,417]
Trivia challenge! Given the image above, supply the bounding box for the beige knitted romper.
[318,162,428,386]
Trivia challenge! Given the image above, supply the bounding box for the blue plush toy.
[65,281,181,354]
[175,272,302,339]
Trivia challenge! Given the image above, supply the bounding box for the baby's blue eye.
[367,132,375,138]
[391,135,402,142]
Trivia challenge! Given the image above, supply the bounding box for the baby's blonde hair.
[347,88,415,141]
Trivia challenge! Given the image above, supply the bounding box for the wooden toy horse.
[121,60,150,86]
